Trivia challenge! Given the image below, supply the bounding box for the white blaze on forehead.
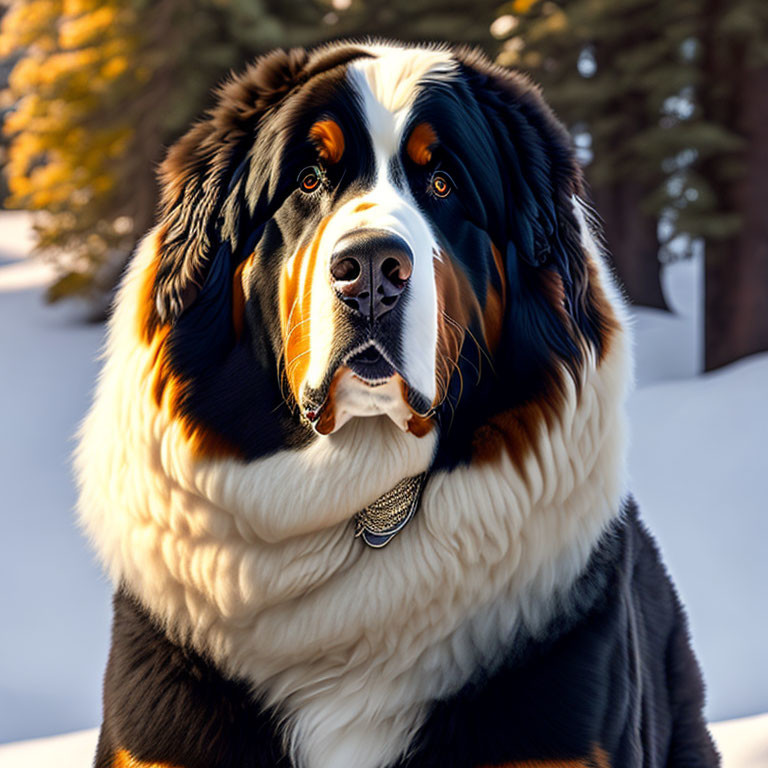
[352,43,456,114]
[348,45,455,164]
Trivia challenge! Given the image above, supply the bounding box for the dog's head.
[137,41,618,468]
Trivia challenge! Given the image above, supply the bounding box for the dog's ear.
[149,47,310,329]
[455,48,609,363]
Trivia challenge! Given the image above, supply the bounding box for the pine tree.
[500,0,768,367]
[695,0,768,369]
[1,0,147,306]
[497,0,702,310]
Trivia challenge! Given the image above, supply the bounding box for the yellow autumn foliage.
[1,0,147,277]
[62,0,105,14]
[511,0,540,14]
[0,0,60,55]
[59,6,123,49]
[101,55,129,81]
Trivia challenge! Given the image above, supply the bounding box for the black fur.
[95,589,288,768]
[96,502,718,767]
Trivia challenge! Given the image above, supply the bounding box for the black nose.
[330,230,413,321]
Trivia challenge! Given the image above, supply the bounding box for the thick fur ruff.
[78,40,718,768]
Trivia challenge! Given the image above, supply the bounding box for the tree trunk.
[592,181,669,310]
[699,0,768,370]
[704,63,768,370]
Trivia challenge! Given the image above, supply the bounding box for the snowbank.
[0,214,111,742]
[629,355,768,721]
[2,717,767,768]
[632,251,703,386]
[0,728,99,768]
[710,715,768,768]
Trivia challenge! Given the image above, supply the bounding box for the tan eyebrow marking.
[309,119,345,164]
[113,747,182,767]
[406,122,438,165]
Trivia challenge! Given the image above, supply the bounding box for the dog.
[77,40,720,768]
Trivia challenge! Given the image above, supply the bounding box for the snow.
[0,212,111,743]
[1,715,764,768]
[632,249,703,386]
[0,728,99,768]
[0,212,766,763]
[629,354,768,722]
[626,247,768,722]
[710,715,768,768]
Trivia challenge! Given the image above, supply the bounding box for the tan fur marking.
[313,368,343,436]
[491,243,507,307]
[471,392,564,470]
[136,238,239,460]
[482,243,507,354]
[309,119,345,164]
[539,269,571,329]
[473,242,623,466]
[585,259,621,362]
[396,376,436,436]
[407,413,435,437]
[479,744,611,768]
[433,252,482,408]
[145,325,240,459]
[232,254,252,340]
[136,254,161,344]
[279,217,332,403]
[113,748,182,768]
[482,283,504,354]
[353,202,376,213]
[406,122,438,166]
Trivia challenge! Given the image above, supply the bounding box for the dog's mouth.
[301,342,432,436]
[346,343,396,385]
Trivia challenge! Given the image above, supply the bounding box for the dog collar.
[354,473,427,548]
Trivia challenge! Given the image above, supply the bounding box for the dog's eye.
[298,166,324,193]
[430,172,452,198]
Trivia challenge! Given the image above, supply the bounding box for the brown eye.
[431,172,452,198]
[299,166,323,193]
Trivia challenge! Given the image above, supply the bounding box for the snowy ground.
[0,212,111,742]
[629,355,768,722]
[0,212,766,760]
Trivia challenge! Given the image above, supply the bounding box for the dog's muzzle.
[301,229,428,435]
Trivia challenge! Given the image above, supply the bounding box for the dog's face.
[142,42,614,466]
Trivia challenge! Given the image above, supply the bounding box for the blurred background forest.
[0,0,767,370]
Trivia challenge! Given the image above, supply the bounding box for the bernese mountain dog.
[77,41,720,768]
